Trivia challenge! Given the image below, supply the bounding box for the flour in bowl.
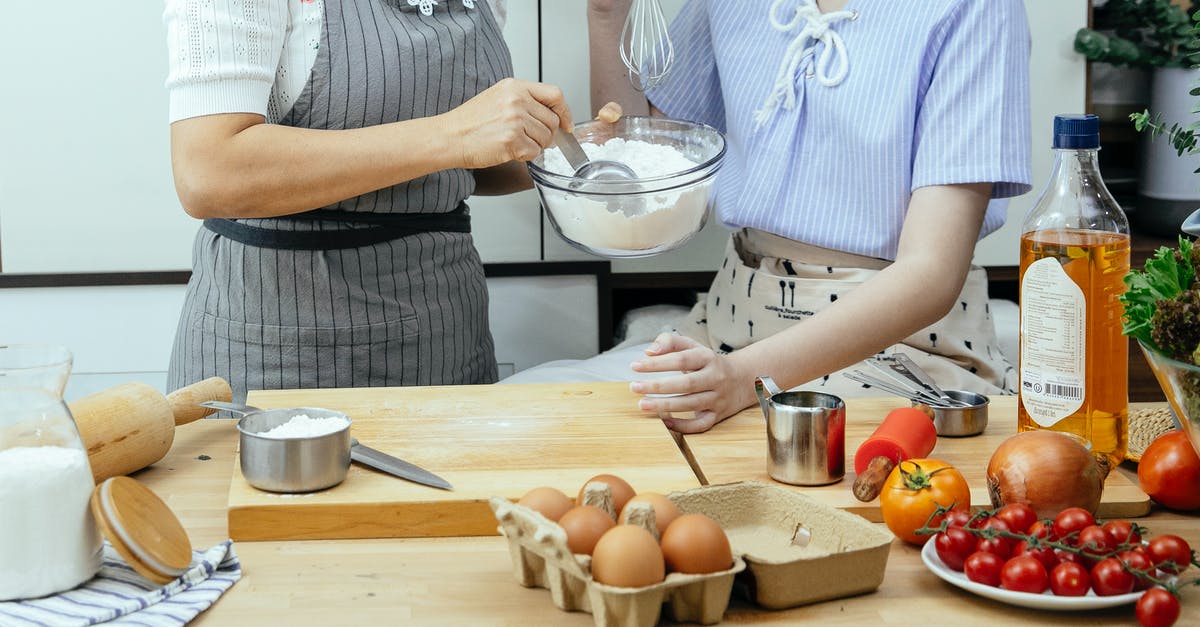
[256,414,349,439]
[537,138,714,254]
[542,138,697,178]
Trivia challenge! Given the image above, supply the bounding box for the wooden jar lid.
[90,476,193,585]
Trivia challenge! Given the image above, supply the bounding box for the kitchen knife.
[350,438,453,491]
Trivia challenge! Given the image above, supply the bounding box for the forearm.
[171,114,460,219]
[729,183,991,391]
[588,1,651,117]
[472,161,533,196]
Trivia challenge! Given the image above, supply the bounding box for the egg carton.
[490,480,895,624]
[488,496,746,627]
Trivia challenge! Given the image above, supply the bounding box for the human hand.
[439,78,572,169]
[628,332,758,434]
[596,101,623,124]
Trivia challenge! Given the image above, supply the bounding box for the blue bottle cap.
[1053,114,1100,149]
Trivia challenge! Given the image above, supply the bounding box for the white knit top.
[163,0,508,124]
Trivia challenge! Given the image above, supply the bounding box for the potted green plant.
[1076,0,1200,236]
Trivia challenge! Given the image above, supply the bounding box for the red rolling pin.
[852,407,938,502]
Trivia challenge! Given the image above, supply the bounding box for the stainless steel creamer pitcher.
[755,376,846,486]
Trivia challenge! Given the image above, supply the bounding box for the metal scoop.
[553,128,637,180]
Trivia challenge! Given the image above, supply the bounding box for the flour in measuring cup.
[256,414,349,439]
[0,446,102,600]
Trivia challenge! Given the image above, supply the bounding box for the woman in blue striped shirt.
[589,0,1032,432]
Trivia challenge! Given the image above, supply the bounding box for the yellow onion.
[986,431,1110,519]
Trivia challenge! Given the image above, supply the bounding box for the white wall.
[974,0,1089,265]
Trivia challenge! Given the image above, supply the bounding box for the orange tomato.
[879,458,971,545]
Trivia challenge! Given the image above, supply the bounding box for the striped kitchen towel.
[0,540,240,626]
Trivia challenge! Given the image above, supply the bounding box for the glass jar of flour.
[0,345,101,600]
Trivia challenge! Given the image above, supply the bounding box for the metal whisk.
[619,0,675,91]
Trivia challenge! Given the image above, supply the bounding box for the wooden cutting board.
[680,395,1151,522]
[228,383,701,541]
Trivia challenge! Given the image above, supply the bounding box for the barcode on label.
[1047,383,1083,400]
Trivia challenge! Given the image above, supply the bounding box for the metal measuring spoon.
[553,128,637,180]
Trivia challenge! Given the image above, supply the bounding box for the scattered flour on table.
[256,414,349,439]
[0,446,102,601]
[539,139,712,252]
[541,138,697,179]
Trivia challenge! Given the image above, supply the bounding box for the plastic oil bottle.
[1018,114,1129,464]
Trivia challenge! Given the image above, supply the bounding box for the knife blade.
[350,438,453,491]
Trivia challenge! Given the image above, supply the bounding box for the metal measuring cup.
[755,377,846,486]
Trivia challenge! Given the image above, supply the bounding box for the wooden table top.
[139,412,1200,626]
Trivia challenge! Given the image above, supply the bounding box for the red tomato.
[995,503,1038,535]
[1049,561,1091,597]
[1053,507,1095,541]
[1118,549,1155,591]
[1146,535,1193,575]
[1138,430,1200,511]
[1028,520,1056,541]
[1014,540,1058,572]
[934,528,977,572]
[1077,525,1117,564]
[941,508,973,530]
[1091,557,1135,596]
[1136,588,1181,627]
[1102,520,1142,548]
[1055,548,1084,565]
[973,518,1015,558]
[964,551,1004,587]
[1001,555,1049,593]
[977,536,1013,559]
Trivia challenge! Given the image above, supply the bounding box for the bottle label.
[1020,257,1086,426]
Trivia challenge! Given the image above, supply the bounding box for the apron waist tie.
[203,203,471,250]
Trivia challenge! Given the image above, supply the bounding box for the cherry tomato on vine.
[1118,549,1155,591]
[1090,557,1135,596]
[1049,561,1090,597]
[1001,555,1049,593]
[1028,519,1055,541]
[1054,548,1083,565]
[941,508,973,530]
[1136,587,1181,627]
[1014,540,1058,572]
[964,551,1004,587]
[1077,525,1116,564]
[1102,520,1141,547]
[976,536,1013,559]
[1053,507,1095,542]
[934,527,976,572]
[995,503,1038,535]
[1147,535,1193,575]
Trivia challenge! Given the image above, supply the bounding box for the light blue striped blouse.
[646,0,1033,260]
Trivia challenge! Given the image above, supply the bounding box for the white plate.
[921,541,1144,610]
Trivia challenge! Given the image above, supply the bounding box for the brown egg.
[517,487,574,522]
[619,492,681,531]
[577,474,635,516]
[660,513,732,574]
[591,525,665,588]
[558,505,616,555]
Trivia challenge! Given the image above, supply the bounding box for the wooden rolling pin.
[68,377,232,483]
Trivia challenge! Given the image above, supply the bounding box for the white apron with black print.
[678,229,1017,397]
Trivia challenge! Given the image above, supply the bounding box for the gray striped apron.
[167,0,506,402]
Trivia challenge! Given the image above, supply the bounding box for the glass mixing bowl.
[1138,340,1200,457]
[527,116,726,258]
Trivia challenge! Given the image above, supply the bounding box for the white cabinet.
[0,275,599,398]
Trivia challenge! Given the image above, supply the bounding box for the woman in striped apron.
[586,0,1032,432]
[163,0,566,401]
